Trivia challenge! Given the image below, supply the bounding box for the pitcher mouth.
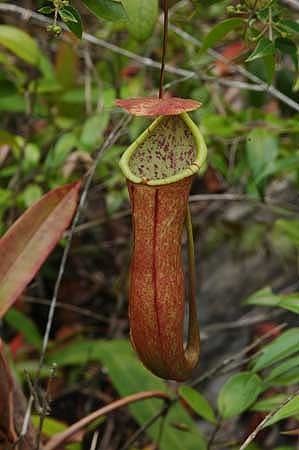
[119,112,207,186]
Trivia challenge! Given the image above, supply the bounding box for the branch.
[0,4,284,96]
[238,386,299,450]
[168,22,299,113]
[123,323,287,450]
[189,323,287,388]
[19,114,131,446]
[120,402,170,450]
[37,113,131,374]
[44,391,169,450]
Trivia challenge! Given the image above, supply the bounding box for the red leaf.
[214,41,246,76]
[9,334,24,356]
[0,181,81,318]
[116,97,201,116]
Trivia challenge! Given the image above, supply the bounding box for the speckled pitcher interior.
[129,115,196,180]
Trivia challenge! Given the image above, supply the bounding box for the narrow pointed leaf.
[264,355,299,386]
[275,219,299,246]
[81,0,126,22]
[278,19,299,34]
[245,287,299,314]
[60,6,83,39]
[4,308,42,350]
[0,25,53,77]
[251,328,299,372]
[244,287,279,307]
[246,37,275,62]
[179,386,217,423]
[218,372,263,419]
[121,0,158,41]
[275,38,298,72]
[252,394,288,412]
[198,18,245,57]
[263,395,299,427]
[0,25,41,66]
[48,339,207,450]
[0,181,81,317]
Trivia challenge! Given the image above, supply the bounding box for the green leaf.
[38,6,54,14]
[60,6,83,39]
[256,155,299,183]
[244,286,299,315]
[80,112,110,151]
[23,143,40,171]
[246,37,275,62]
[15,360,52,379]
[257,6,273,22]
[277,294,299,314]
[271,366,299,386]
[218,372,263,419]
[265,356,299,385]
[198,18,245,57]
[246,129,278,180]
[245,445,261,450]
[0,94,27,113]
[0,25,42,66]
[59,7,78,23]
[4,308,42,350]
[0,25,53,78]
[274,447,297,450]
[262,53,275,84]
[49,340,207,450]
[32,416,67,435]
[278,19,299,35]
[48,339,104,366]
[93,341,207,450]
[252,394,288,412]
[45,132,77,169]
[81,0,126,22]
[121,0,158,41]
[251,328,299,372]
[263,395,299,427]
[275,219,299,246]
[179,386,217,424]
[0,130,20,149]
[22,184,43,208]
[244,287,279,307]
[276,38,298,72]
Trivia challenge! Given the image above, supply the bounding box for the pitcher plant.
[118,97,207,381]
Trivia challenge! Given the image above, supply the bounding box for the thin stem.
[189,323,286,388]
[3,4,299,111]
[239,386,299,450]
[268,7,273,41]
[44,391,169,450]
[18,115,131,447]
[159,0,169,98]
[120,402,173,450]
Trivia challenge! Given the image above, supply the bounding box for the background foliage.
[1,0,299,449]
